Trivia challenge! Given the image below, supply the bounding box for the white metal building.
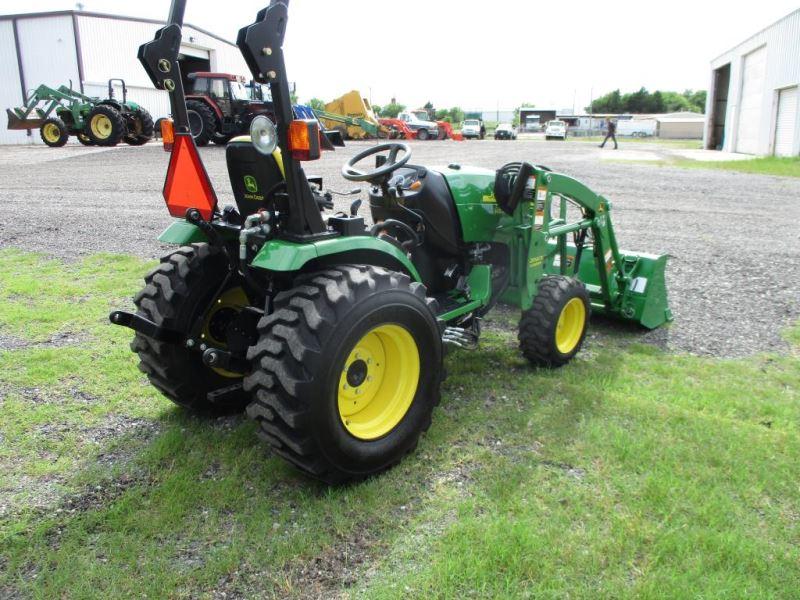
[0,10,249,145]
[704,9,800,156]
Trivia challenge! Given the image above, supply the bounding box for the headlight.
[250,115,278,155]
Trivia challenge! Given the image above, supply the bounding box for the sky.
[6,0,800,112]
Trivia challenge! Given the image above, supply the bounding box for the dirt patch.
[0,385,101,407]
[0,330,90,352]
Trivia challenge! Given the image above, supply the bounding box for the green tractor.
[112,0,671,484]
[7,79,153,147]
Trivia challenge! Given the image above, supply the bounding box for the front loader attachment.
[6,108,44,130]
[560,247,671,329]
[529,168,672,330]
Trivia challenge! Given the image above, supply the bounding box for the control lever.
[350,198,362,216]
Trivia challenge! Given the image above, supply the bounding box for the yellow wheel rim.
[338,324,420,440]
[42,123,61,143]
[201,287,249,378]
[90,114,113,139]
[555,297,586,354]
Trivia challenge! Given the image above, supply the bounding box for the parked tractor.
[6,79,153,147]
[114,0,671,484]
[183,72,274,145]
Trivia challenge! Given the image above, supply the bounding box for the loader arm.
[530,168,671,329]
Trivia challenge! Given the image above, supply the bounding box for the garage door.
[774,86,797,156]
[736,46,766,154]
[180,45,210,59]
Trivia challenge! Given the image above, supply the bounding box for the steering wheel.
[341,142,411,182]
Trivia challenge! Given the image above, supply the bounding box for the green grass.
[674,156,800,178]
[1,249,799,598]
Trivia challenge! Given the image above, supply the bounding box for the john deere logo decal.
[244,175,258,193]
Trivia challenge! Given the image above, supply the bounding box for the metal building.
[704,8,800,156]
[0,9,249,145]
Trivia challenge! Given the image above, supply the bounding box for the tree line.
[588,88,706,114]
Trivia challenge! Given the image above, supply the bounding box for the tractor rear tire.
[130,243,252,413]
[40,117,70,147]
[244,266,442,484]
[518,276,590,368]
[186,101,216,146]
[212,133,232,146]
[124,108,154,145]
[86,105,126,146]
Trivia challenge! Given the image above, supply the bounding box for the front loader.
[111,0,671,484]
[7,79,153,147]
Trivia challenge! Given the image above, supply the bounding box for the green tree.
[371,104,381,116]
[448,106,464,124]
[379,102,406,118]
[307,98,326,111]
[435,108,450,121]
[423,101,435,120]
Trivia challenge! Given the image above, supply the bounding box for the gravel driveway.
[1,139,797,358]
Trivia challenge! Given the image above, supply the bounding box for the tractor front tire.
[124,108,155,145]
[186,101,216,146]
[518,276,590,368]
[130,243,252,413]
[244,266,442,484]
[86,105,126,146]
[40,117,70,147]
[417,128,429,141]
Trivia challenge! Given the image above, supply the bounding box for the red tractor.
[184,72,274,145]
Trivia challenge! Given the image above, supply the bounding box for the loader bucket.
[6,109,43,130]
[549,243,672,330]
[615,251,672,329]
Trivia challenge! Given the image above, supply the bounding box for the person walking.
[600,118,618,149]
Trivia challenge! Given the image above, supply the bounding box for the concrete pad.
[598,149,661,161]
[670,149,754,162]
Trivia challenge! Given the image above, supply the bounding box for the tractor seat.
[226,137,285,217]
[369,167,463,256]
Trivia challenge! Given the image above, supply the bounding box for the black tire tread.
[125,107,154,145]
[186,101,217,146]
[244,265,440,484]
[518,275,590,368]
[131,243,246,412]
[86,105,126,146]
[39,117,70,147]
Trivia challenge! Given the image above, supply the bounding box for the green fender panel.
[158,220,207,244]
[250,236,422,281]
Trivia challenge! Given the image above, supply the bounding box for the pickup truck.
[397,111,439,140]
[462,118,486,140]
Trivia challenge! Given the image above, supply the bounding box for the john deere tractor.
[7,79,153,147]
[112,0,671,484]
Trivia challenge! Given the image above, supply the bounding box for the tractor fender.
[158,220,208,244]
[156,223,422,282]
[250,236,422,281]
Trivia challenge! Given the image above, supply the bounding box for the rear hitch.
[109,311,183,343]
[202,347,251,374]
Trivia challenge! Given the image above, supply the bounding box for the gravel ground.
[0,139,798,358]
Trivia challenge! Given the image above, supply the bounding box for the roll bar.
[137,0,328,238]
